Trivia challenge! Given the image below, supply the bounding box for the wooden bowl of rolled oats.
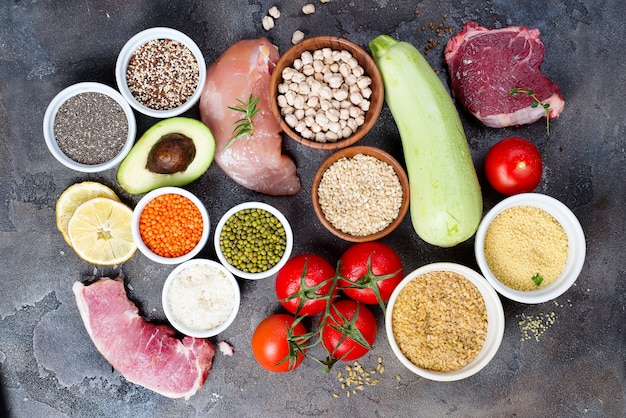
[270,36,384,150]
[312,145,409,242]
[385,263,505,381]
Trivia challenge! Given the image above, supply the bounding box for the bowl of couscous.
[474,193,586,304]
[131,187,210,264]
[385,262,505,381]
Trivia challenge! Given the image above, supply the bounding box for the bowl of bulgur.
[385,262,505,381]
[474,193,586,304]
[269,36,384,150]
[115,27,206,118]
[312,145,409,242]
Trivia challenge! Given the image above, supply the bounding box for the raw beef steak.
[444,22,564,128]
[73,279,214,399]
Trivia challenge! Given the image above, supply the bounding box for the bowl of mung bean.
[214,202,293,280]
[312,145,409,242]
[474,193,586,304]
[385,262,505,381]
[269,36,384,150]
[43,82,137,173]
[131,187,210,265]
[115,27,206,118]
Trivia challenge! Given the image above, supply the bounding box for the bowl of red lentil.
[312,145,409,242]
[214,202,293,280]
[269,36,384,150]
[474,193,586,304]
[132,187,210,264]
[115,27,206,118]
[43,82,137,172]
[385,262,505,381]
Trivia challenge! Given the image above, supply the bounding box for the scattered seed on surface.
[54,92,128,165]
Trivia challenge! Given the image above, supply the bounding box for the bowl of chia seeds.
[43,82,137,173]
[115,27,206,118]
[214,202,293,280]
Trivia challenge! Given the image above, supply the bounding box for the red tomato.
[484,137,543,195]
[251,314,307,372]
[321,299,377,362]
[338,242,403,306]
[275,254,338,316]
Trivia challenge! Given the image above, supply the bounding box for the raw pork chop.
[444,22,564,128]
[200,38,301,195]
[73,279,214,400]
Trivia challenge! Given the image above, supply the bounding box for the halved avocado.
[117,117,215,194]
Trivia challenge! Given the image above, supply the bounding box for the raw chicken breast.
[200,38,301,195]
[73,279,214,400]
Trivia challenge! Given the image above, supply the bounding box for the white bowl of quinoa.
[43,82,136,172]
[214,202,293,280]
[162,258,240,338]
[474,193,586,304]
[385,262,505,381]
[115,27,206,118]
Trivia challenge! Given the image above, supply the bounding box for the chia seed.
[126,38,199,111]
[53,92,128,165]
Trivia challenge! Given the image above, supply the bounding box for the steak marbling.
[444,22,564,128]
[73,279,214,400]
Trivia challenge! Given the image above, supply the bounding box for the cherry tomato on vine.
[275,254,338,316]
[484,137,543,195]
[338,242,403,309]
[251,314,307,372]
[321,299,377,362]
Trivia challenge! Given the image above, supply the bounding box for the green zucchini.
[369,35,482,247]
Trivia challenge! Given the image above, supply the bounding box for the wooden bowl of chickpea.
[270,36,384,150]
[312,145,410,242]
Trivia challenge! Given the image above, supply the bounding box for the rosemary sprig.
[223,94,260,150]
[509,88,551,143]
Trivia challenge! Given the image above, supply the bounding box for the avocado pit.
[147,133,196,174]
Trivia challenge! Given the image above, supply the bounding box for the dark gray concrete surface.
[1,1,624,417]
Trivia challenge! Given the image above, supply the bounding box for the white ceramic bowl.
[115,27,206,118]
[132,187,210,264]
[162,258,240,338]
[214,202,293,280]
[474,193,586,304]
[43,82,136,172]
[385,262,505,382]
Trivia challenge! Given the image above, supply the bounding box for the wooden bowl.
[270,36,384,150]
[312,146,410,242]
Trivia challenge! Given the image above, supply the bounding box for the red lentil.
[139,193,203,258]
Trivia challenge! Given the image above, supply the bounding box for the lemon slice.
[67,197,137,265]
[56,181,120,246]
